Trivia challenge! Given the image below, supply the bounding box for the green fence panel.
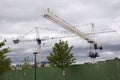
[2,59,120,80]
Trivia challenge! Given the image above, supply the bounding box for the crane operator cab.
[36,38,41,45]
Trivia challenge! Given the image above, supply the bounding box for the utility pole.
[33,52,37,80]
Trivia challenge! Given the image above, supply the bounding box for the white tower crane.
[42,8,116,63]
[13,27,48,66]
[12,27,76,65]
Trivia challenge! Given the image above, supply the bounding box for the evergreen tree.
[47,40,75,76]
[0,40,11,74]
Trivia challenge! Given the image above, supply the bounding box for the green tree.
[47,40,75,76]
[0,40,11,74]
[22,56,30,69]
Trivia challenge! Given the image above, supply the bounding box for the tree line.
[0,40,76,76]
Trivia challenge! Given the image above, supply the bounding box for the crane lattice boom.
[43,9,95,43]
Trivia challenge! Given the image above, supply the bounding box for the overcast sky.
[0,0,120,64]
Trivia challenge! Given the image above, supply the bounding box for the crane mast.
[43,9,95,44]
[89,23,99,63]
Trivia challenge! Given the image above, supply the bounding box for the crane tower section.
[43,9,95,44]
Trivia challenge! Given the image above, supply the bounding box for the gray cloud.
[0,0,43,22]
[0,0,120,64]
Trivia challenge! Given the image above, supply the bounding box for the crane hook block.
[13,39,19,44]
[37,38,41,45]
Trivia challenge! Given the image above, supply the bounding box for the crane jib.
[43,12,95,44]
